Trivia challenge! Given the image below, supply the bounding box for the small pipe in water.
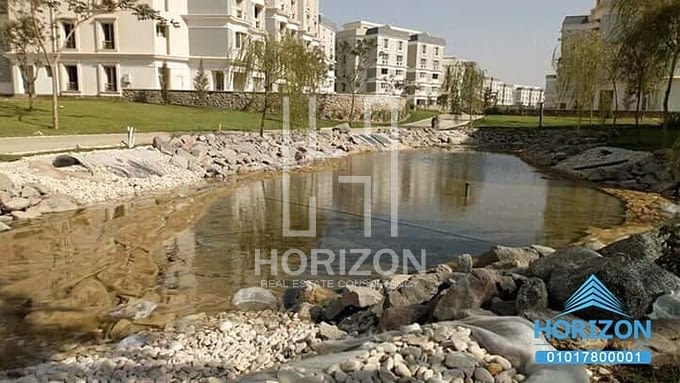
[464,182,471,199]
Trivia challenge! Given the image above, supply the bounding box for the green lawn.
[400,109,440,125]
[0,97,337,137]
[477,114,653,129]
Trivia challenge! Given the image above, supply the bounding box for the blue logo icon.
[558,275,630,318]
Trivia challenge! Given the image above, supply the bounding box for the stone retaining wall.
[122,90,408,123]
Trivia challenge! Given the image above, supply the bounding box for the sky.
[321,0,595,87]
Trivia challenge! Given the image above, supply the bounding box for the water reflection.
[0,150,624,368]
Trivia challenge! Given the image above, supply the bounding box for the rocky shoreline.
[0,127,679,382]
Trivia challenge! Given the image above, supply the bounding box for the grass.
[0,97,337,137]
[476,114,680,151]
[400,109,441,125]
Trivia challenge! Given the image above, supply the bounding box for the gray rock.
[516,278,548,315]
[599,230,666,262]
[649,293,680,320]
[379,304,431,331]
[152,136,176,156]
[433,271,497,321]
[2,197,31,212]
[34,194,78,214]
[443,352,477,376]
[20,185,41,199]
[473,367,494,383]
[332,123,351,134]
[0,172,13,191]
[0,215,12,224]
[475,245,541,269]
[232,287,278,311]
[342,286,383,308]
[109,300,157,320]
[540,252,680,319]
[457,254,474,273]
[170,154,190,169]
[386,273,445,307]
[11,208,41,220]
[528,247,601,280]
[318,322,347,340]
[0,221,10,232]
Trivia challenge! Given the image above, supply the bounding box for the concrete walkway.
[0,132,173,155]
[403,114,483,130]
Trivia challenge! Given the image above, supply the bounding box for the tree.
[194,58,209,103]
[160,62,170,104]
[438,64,464,114]
[460,62,484,121]
[6,0,173,129]
[555,30,604,131]
[2,16,42,111]
[336,38,376,124]
[238,35,286,136]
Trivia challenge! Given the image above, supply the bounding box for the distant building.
[484,77,514,107]
[514,86,544,108]
[318,15,337,93]
[335,20,445,107]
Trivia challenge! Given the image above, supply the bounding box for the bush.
[671,136,680,179]
[667,113,680,129]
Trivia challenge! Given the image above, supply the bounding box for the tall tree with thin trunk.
[460,62,484,122]
[2,16,42,111]
[336,38,376,124]
[238,35,286,136]
[5,0,172,130]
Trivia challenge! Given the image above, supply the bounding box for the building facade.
[318,15,337,93]
[406,33,445,107]
[513,86,544,108]
[335,21,446,107]
[1,0,337,97]
[546,0,680,112]
[484,77,515,107]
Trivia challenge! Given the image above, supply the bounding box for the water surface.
[0,150,624,368]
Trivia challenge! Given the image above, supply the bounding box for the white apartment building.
[1,0,335,97]
[335,21,446,106]
[514,86,544,108]
[407,33,445,107]
[546,0,680,111]
[484,77,514,107]
[318,15,336,93]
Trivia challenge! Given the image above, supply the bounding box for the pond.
[0,150,624,368]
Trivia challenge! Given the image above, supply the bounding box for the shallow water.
[0,150,624,368]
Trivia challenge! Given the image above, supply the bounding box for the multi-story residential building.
[0,0,334,96]
[406,33,445,107]
[513,86,544,108]
[483,77,514,107]
[547,0,680,111]
[335,20,446,106]
[318,15,336,93]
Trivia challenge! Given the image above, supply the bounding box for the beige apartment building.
[336,21,446,107]
[546,0,680,111]
[0,0,336,96]
[407,33,446,107]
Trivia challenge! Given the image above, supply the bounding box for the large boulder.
[341,286,383,309]
[385,267,451,307]
[34,194,78,214]
[531,248,680,319]
[283,281,338,309]
[516,278,548,315]
[0,172,14,191]
[599,229,667,262]
[475,245,543,270]
[232,287,278,311]
[1,197,31,212]
[432,271,498,321]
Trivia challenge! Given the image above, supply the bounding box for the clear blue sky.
[321,0,595,87]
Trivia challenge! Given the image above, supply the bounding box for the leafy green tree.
[1,16,42,111]
[336,38,376,123]
[238,35,286,136]
[460,62,484,120]
[6,0,173,129]
[193,58,209,102]
[556,30,604,130]
[438,64,464,114]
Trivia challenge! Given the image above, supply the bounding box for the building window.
[396,55,403,66]
[64,65,79,91]
[422,44,427,54]
[103,65,118,92]
[432,73,439,80]
[381,68,389,75]
[61,21,76,49]
[419,72,426,79]
[396,69,403,77]
[45,65,53,78]
[213,71,225,91]
[156,24,168,38]
[379,53,389,65]
[236,0,244,18]
[398,41,403,51]
[420,58,427,69]
[433,60,440,70]
[100,22,115,49]
[435,47,439,56]
[380,82,389,91]
[235,32,246,49]
[383,38,389,48]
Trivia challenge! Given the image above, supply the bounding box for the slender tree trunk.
[349,90,356,125]
[612,80,619,129]
[260,89,268,137]
[663,50,679,148]
[28,92,34,112]
[51,62,59,130]
[635,90,642,144]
